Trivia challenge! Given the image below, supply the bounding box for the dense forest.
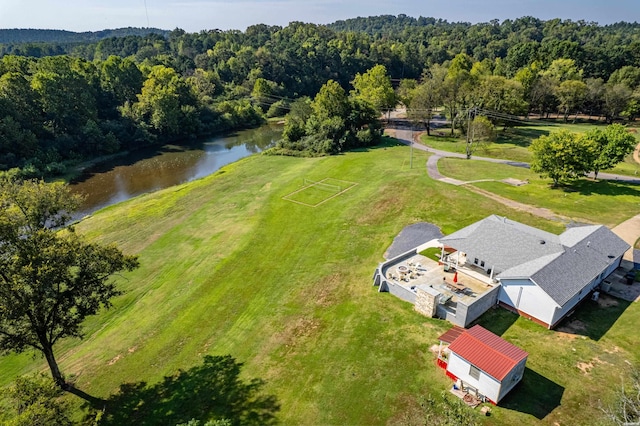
[1,15,640,175]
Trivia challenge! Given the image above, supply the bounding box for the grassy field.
[438,158,640,227]
[0,139,638,425]
[422,121,640,176]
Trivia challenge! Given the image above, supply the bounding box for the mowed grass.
[0,139,638,425]
[283,178,357,207]
[439,158,640,227]
[423,121,640,176]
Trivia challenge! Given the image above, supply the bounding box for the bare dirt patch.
[277,316,323,354]
[556,319,588,336]
[501,178,529,186]
[578,356,611,374]
[577,361,594,374]
[306,273,341,307]
[356,193,400,226]
[107,354,122,366]
[596,294,619,307]
[604,346,622,354]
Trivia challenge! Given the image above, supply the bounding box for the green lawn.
[422,121,640,177]
[439,158,640,227]
[0,140,638,425]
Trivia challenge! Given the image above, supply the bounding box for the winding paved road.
[386,127,640,266]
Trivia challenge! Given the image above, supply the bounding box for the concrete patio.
[373,245,502,327]
[383,253,494,306]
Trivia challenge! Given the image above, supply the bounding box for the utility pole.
[410,125,414,169]
[465,107,472,159]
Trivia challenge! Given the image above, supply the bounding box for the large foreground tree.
[0,173,139,388]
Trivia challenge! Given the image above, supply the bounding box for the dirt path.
[461,185,572,223]
[388,127,639,235]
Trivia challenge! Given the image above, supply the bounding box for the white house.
[445,325,528,404]
[439,215,629,329]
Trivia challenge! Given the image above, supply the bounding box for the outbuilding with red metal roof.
[444,325,528,404]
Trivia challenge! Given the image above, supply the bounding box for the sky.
[0,0,638,33]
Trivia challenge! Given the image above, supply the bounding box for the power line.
[143,0,150,28]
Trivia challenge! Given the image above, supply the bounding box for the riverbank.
[67,123,283,216]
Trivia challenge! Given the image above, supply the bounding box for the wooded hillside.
[0,15,639,175]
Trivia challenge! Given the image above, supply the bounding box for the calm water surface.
[71,123,282,217]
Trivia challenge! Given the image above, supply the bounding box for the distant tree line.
[0,15,640,173]
[0,27,168,47]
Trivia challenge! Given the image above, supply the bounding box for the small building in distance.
[444,325,528,404]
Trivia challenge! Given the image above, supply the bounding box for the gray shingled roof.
[439,215,562,274]
[440,217,630,307]
[527,226,630,306]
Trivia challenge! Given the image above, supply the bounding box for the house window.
[469,365,481,380]
[474,258,478,265]
[480,261,485,267]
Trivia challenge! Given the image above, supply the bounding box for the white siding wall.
[499,279,559,326]
[467,252,491,272]
[447,352,501,403]
[497,358,526,402]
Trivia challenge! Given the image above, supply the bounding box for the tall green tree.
[583,124,636,178]
[555,79,587,121]
[30,56,98,136]
[0,174,139,388]
[351,64,396,117]
[475,75,528,118]
[530,129,597,186]
[603,83,633,123]
[128,65,199,137]
[99,55,144,107]
[465,115,496,158]
[443,53,474,135]
[406,66,445,135]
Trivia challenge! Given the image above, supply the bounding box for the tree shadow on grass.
[348,137,400,153]
[500,367,564,419]
[556,296,632,341]
[87,355,279,426]
[568,179,640,197]
[496,127,550,147]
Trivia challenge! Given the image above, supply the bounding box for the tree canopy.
[583,124,637,178]
[276,76,381,155]
[530,129,597,186]
[0,15,640,173]
[0,174,139,388]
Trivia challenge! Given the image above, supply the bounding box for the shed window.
[480,261,485,267]
[469,365,480,380]
[474,258,478,265]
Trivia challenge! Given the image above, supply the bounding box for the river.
[71,123,282,217]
